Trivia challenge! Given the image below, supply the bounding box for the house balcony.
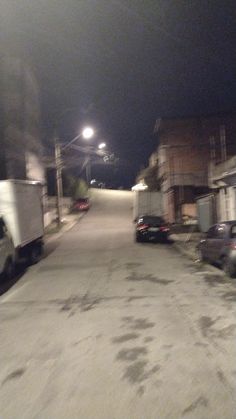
[209,156,236,187]
[162,172,208,190]
[210,156,236,180]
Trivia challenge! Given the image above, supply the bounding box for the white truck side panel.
[133,191,163,219]
[0,180,44,248]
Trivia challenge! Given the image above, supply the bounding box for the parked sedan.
[72,198,90,212]
[197,221,236,277]
[135,215,169,243]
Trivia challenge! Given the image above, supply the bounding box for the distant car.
[72,198,90,212]
[135,215,169,243]
[197,221,236,277]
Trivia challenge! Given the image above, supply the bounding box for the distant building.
[154,114,236,223]
[0,54,44,182]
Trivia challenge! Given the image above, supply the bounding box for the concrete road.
[1,189,236,419]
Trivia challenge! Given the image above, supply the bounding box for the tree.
[63,174,89,200]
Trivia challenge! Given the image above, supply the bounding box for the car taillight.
[160,226,170,232]
[137,223,149,231]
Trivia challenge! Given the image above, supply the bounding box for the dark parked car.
[72,198,90,212]
[197,221,236,277]
[135,215,169,243]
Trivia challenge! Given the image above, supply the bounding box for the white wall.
[218,187,236,221]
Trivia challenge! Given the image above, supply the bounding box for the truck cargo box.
[133,191,163,220]
[0,180,44,248]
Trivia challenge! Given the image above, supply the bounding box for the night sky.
[2,0,236,187]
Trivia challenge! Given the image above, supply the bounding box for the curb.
[172,241,197,262]
[173,241,226,276]
[45,212,86,244]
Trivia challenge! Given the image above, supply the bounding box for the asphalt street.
[1,189,236,419]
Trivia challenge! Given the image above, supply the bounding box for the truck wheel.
[4,258,15,280]
[28,242,43,265]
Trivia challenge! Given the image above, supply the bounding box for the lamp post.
[55,126,94,227]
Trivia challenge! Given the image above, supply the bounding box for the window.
[231,225,236,239]
[206,226,216,239]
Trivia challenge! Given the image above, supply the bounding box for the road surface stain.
[116,347,148,361]
[126,272,173,285]
[199,316,236,339]
[122,316,155,330]
[144,337,154,343]
[182,396,208,415]
[199,316,218,337]
[222,291,236,301]
[204,274,227,287]
[2,368,26,386]
[59,295,101,313]
[112,333,139,344]
[137,385,145,396]
[123,362,160,384]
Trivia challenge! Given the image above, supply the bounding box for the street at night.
[1,190,236,418]
[1,2,236,416]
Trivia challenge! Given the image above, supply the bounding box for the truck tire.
[3,257,15,280]
[28,242,43,265]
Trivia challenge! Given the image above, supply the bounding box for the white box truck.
[0,180,44,278]
[133,191,163,221]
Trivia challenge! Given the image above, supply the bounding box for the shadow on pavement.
[43,237,60,259]
[0,238,60,297]
[0,264,27,297]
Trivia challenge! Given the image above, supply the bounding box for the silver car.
[197,221,236,277]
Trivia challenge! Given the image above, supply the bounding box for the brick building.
[154,114,236,223]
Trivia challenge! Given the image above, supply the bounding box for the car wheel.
[136,233,143,243]
[223,257,236,278]
[197,248,205,262]
[3,257,15,280]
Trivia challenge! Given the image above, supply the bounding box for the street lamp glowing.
[98,142,106,149]
[82,127,94,139]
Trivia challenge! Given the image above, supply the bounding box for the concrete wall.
[218,187,236,222]
[0,55,44,182]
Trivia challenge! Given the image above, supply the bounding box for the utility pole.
[86,155,91,185]
[55,135,63,228]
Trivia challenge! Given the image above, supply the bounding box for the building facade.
[154,114,236,223]
[0,54,44,183]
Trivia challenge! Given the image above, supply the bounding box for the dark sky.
[2,0,236,186]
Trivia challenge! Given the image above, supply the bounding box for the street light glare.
[82,127,94,139]
[98,142,106,149]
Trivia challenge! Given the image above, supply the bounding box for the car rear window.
[138,216,164,225]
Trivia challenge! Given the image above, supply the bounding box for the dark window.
[231,225,236,239]
[206,226,216,239]
[138,216,164,225]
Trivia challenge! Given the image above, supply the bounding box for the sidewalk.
[170,232,202,261]
[45,211,86,244]
[170,232,230,279]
